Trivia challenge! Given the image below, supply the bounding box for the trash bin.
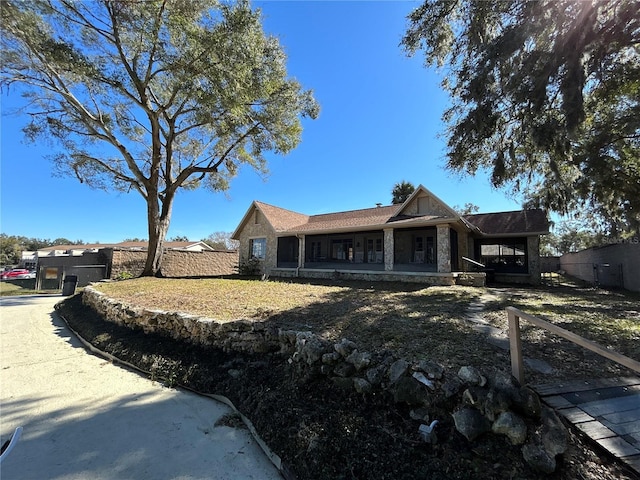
[62,275,78,296]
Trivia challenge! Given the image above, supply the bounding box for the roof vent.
[376,203,382,208]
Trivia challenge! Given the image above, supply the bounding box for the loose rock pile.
[83,286,568,473]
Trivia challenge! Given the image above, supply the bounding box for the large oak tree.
[403,0,639,233]
[1,0,318,275]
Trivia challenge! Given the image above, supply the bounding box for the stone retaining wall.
[82,286,568,473]
[272,269,486,286]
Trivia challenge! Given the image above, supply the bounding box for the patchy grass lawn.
[482,282,640,383]
[0,280,57,296]
[93,277,640,382]
[94,277,491,369]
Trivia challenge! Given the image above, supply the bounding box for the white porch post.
[298,235,305,268]
[437,224,451,273]
[384,228,394,271]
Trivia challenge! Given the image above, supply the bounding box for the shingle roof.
[463,209,549,235]
[294,205,400,232]
[253,203,548,236]
[255,201,309,232]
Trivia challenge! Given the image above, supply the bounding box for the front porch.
[275,225,460,273]
[270,265,486,286]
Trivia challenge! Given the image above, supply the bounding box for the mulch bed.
[55,294,638,480]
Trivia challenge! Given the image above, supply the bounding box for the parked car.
[0,269,34,279]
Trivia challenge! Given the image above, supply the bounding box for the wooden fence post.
[507,309,525,384]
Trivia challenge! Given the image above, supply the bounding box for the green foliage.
[1,0,318,275]
[114,271,135,281]
[236,257,261,276]
[540,221,599,255]
[391,180,415,204]
[0,233,84,265]
[403,0,640,233]
[202,231,239,251]
[453,203,480,215]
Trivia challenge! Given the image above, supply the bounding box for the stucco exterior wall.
[110,249,238,278]
[560,242,640,292]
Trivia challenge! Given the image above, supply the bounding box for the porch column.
[298,235,305,269]
[527,235,541,285]
[437,224,451,273]
[384,228,394,271]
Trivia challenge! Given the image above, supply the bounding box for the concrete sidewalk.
[0,295,282,480]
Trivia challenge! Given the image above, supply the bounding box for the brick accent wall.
[110,248,238,278]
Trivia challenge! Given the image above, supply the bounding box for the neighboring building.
[36,240,214,257]
[35,241,236,289]
[19,251,37,270]
[232,185,549,286]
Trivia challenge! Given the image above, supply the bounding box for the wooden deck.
[533,376,640,475]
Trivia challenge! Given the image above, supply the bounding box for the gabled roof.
[294,205,399,233]
[463,209,549,236]
[231,201,309,239]
[234,186,549,238]
[255,201,309,231]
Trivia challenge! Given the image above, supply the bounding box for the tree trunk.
[142,193,173,277]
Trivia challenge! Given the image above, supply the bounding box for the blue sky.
[0,1,525,244]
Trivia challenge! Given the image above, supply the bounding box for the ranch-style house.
[232,185,549,286]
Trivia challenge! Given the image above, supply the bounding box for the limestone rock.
[346,350,372,371]
[365,366,385,386]
[522,443,556,474]
[541,406,568,456]
[462,386,487,408]
[512,387,542,419]
[492,411,527,445]
[415,360,445,380]
[452,407,491,441]
[296,332,326,365]
[483,389,512,421]
[388,359,409,384]
[353,377,372,394]
[322,352,340,365]
[440,376,463,398]
[334,338,357,358]
[393,377,428,406]
[457,366,487,387]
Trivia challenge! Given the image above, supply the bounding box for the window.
[331,239,353,261]
[250,238,266,259]
[478,239,527,273]
[310,241,323,261]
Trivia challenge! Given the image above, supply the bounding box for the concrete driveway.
[0,295,282,480]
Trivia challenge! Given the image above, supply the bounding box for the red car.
[1,269,33,279]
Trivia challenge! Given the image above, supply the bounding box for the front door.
[366,237,383,263]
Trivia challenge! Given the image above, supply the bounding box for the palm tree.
[391,181,415,204]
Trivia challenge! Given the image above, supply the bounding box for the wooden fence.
[506,306,640,384]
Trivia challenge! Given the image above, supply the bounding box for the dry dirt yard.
[59,277,640,480]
